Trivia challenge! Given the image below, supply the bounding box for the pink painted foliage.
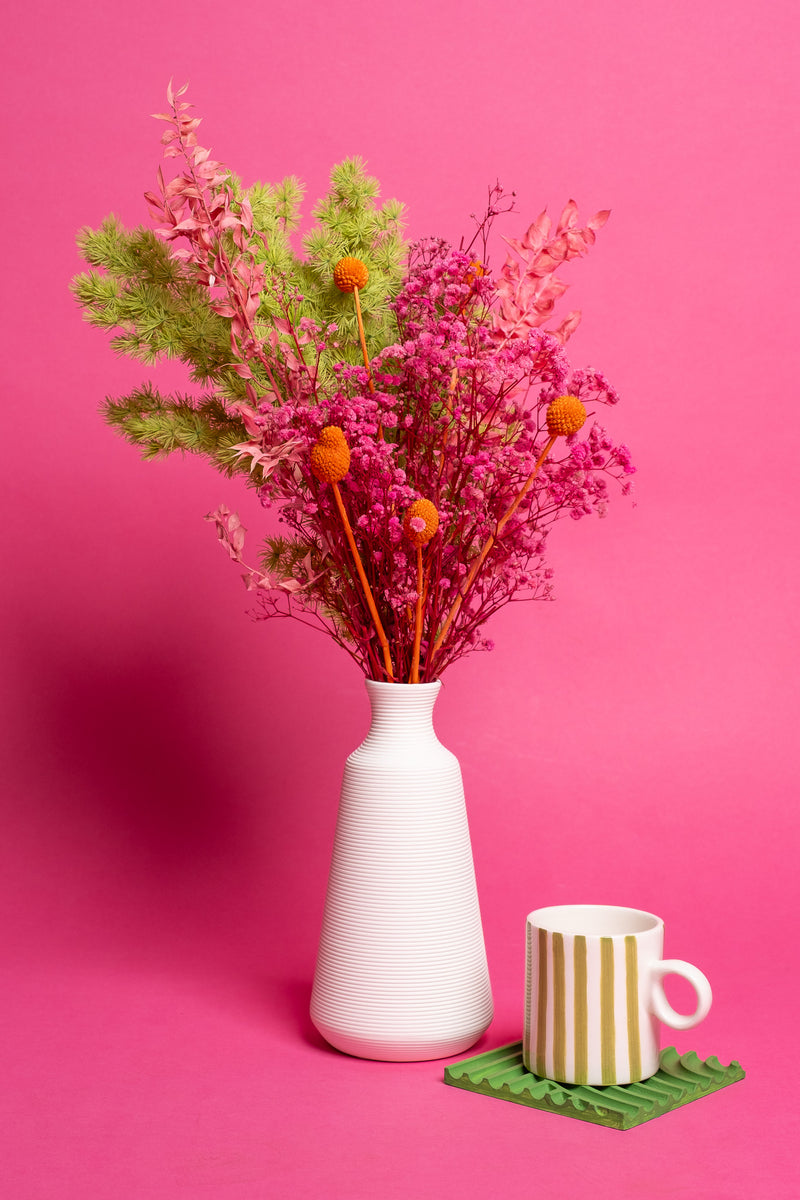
[145,81,268,390]
[494,202,610,344]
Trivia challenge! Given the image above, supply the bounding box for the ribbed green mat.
[444,1041,745,1130]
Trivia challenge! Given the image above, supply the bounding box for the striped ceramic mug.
[524,905,712,1086]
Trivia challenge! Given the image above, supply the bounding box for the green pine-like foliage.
[244,157,407,386]
[72,158,408,485]
[74,219,239,389]
[104,384,250,474]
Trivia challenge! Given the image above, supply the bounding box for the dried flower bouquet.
[73,82,635,683]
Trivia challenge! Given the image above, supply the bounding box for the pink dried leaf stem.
[149,85,282,396]
[494,202,610,345]
[205,505,327,596]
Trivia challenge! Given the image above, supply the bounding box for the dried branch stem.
[409,545,425,683]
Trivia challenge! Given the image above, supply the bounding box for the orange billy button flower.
[403,499,440,548]
[310,426,350,483]
[546,394,587,437]
[333,257,369,293]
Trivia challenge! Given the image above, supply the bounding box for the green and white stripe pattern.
[524,907,664,1086]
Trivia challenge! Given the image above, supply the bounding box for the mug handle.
[649,960,712,1030]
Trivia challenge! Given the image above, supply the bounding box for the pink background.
[2,0,798,1195]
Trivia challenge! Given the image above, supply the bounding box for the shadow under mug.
[524,904,712,1086]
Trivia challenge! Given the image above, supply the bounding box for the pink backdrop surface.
[2,0,798,1196]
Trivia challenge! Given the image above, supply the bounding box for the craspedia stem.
[430,438,556,661]
[403,500,439,683]
[333,257,382,438]
[310,426,394,681]
[331,482,394,682]
[431,396,587,663]
[352,287,377,396]
[495,434,557,533]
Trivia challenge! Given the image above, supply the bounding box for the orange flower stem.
[431,433,558,660]
[352,285,383,440]
[331,480,394,681]
[409,545,425,684]
[497,433,557,531]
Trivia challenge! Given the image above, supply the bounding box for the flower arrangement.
[73,82,635,683]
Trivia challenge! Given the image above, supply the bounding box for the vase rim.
[364,678,442,691]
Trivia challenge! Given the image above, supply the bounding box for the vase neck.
[363,680,442,746]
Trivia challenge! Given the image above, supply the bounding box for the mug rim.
[526,903,663,937]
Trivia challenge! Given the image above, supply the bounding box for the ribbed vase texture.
[311,680,493,1061]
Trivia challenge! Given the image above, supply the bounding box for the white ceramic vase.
[311,679,493,1061]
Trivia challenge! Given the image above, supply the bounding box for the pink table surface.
[2,0,799,1195]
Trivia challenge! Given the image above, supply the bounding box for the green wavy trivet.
[444,1041,745,1130]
